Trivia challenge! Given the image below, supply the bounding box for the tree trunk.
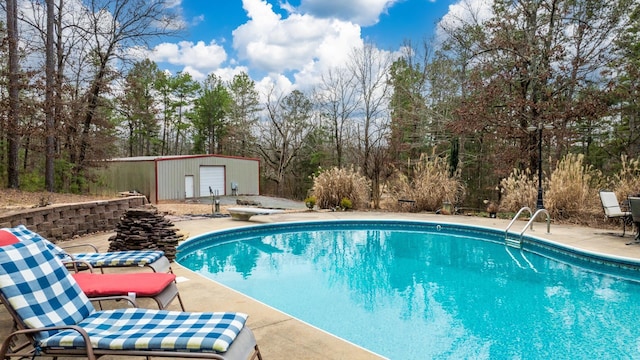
[45,0,56,191]
[6,0,20,189]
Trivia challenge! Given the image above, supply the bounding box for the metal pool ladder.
[505,207,551,248]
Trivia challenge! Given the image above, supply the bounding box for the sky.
[141,0,473,94]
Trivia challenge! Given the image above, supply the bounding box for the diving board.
[227,207,285,221]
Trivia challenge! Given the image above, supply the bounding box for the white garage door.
[199,166,225,197]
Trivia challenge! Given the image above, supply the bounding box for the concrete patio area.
[2,210,640,359]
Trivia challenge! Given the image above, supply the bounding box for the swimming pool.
[176,220,640,359]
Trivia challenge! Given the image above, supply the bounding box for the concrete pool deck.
[3,210,640,359]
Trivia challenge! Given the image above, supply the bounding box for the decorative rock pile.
[107,206,184,261]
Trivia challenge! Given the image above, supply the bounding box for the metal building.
[99,154,260,203]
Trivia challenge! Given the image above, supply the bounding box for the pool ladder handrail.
[505,207,533,248]
[519,208,551,241]
[505,207,551,248]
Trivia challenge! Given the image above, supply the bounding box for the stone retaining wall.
[0,196,147,241]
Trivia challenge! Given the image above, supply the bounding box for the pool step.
[505,237,521,249]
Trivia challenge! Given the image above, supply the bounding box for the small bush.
[499,168,538,212]
[311,166,370,210]
[304,196,316,209]
[610,155,640,199]
[388,154,465,212]
[546,153,601,219]
[340,197,353,210]
[500,154,603,220]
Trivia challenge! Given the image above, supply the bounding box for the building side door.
[184,175,194,198]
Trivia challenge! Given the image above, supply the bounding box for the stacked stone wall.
[0,196,147,241]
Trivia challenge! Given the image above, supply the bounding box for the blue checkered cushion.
[69,250,164,267]
[2,225,164,268]
[0,238,95,341]
[4,224,66,257]
[41,309,248,353]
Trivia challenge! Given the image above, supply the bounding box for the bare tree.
[3,0,182,191]
[45,0,55,191]
[6,0,20,189]
[315,66,359,168]
[71,0,181,183]
[347,43,393,208]
[258,88,315,196]
[453,0,629,171]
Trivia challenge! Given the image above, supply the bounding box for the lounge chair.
[626,196,640,245]
[1,225,171,273]
[0,237,263,360]
[0,228,184,311]
[599,190,632,237]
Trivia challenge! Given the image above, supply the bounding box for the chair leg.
[626,221,640,245]
[251,344,263,360]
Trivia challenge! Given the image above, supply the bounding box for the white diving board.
[227,207,285,221]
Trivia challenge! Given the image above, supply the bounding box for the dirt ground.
[0,189,213,216]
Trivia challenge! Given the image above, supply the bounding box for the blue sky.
[143,0,473,93]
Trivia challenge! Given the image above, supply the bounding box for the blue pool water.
[177,220,640,359]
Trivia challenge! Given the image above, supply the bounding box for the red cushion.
[0,230,19,246]
[72,272,176,297]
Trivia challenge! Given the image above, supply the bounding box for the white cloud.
[180,66,205,80]
[212,66,252,83]
[136,0,397,92]
[147,40,227,71]
[165,0,182,9]
[233,0,362,77]
[255,73,295,104]
[297,0,400,26]
[436,0,494,42]
[191,14,205,26]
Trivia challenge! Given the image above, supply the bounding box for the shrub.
[499,168,538,212]
[388,154,465,212]
[311,166,370,210]
[546,153,602,219]
[340,197,353,210]
[610,155,640,199]
[304,196,316,209]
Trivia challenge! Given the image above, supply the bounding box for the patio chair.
[1,225,171,273]
[626,197,640,245]
[599,190,632,237]
[0,228,184,311]
[0,237,263,360]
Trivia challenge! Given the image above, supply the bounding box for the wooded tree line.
[1,0,639,208]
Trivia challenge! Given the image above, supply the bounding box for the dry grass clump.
[311,166,370,210]
[609,155,640,199]
[499,168,538,212]
[388,154,464,212]
[545,153,602,219]
[500,154,603,221]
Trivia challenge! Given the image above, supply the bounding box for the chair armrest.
[61,243,99,252]
[0,324,96,359]
[63,259,95,273]
[621,199,630,212]
[88,295,138,308]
